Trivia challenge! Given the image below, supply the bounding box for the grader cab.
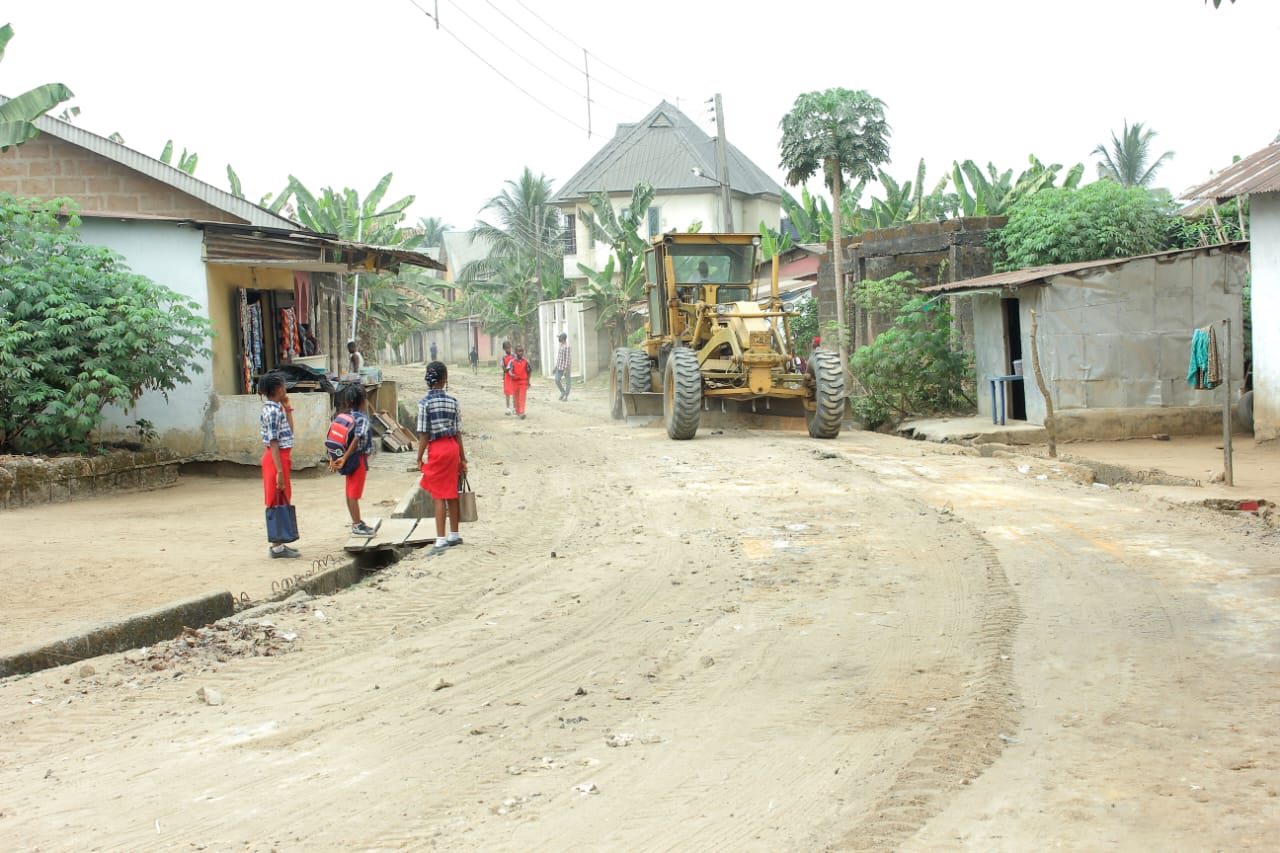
[609,232,845,439]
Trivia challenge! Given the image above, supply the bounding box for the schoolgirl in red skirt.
[415,361,468,550]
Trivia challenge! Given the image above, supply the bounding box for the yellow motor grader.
[609,232,845,439]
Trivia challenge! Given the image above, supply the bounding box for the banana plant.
[578,182,653,349]
[759,220,793,260]
[159,140,198,175]
[0,23,74,151]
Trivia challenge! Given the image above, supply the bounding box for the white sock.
[446,532,461,542]
[435,537,448,548]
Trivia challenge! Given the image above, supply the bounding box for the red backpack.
[325,412,355,461]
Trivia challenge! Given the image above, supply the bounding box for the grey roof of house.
[7,99,299,230]
[553,101,781,203]
[920,242,1249,295]
[1183,142,1280,201]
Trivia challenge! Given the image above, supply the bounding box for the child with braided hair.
[415,361,468,550]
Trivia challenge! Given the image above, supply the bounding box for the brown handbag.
[457,472,478,523]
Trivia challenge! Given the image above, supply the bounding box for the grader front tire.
[806,350,846,439]
[664,348,702,440]
[609,348,630,420]
[625,349,652,393]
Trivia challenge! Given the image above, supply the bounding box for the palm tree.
[779,88,891,372]
[460,168,565,363]
[0,23,74,151]
[1093,120,1175,189]
[418,216,450,247]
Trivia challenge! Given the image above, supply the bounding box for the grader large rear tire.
[664,348,702,440]
[625,349,652,393]
[609,348,630,420]
[806,349,846,439]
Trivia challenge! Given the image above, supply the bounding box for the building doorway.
[1002,298,1027,421]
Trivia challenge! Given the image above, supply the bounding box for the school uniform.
[510,356,531,416]
[417,389,462,500]
[344,409,372,499]
[260,399,293,504]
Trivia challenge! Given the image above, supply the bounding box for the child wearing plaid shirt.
[259,372,300,559]
[330,384,378,537]
[416,361,468,550]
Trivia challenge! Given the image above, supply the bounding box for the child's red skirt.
[419,435,460,499]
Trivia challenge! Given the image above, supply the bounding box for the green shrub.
[849,294,973,429]
[0,194,211,453]
[991,181,1166,271]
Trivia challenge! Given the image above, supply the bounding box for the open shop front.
[198,223,444,467]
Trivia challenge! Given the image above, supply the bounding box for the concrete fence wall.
[1,449,181,511]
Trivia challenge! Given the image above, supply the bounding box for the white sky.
[4,0,1278,233]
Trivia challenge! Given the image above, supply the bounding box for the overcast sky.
[5,1,1278,233]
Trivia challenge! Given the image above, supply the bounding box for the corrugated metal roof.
[200,222,445,272]
[920,242,1249,295]
[0,96,300,230]
[1183,143,1280,201]
[553,101,781,202]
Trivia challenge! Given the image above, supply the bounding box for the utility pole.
[713,93,733,232]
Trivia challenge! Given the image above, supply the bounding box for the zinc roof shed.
[1183,142,1280,201]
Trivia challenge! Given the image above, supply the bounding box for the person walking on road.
[469,345,479,375]
[554,333,571,401]
[501,340,515,415]
[259,372,300,559]
[429,340,438,363]
[415,361,468,551]
[510,344,531,419]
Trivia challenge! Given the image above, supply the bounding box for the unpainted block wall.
[0,449,180,511]
[0,135,239,221]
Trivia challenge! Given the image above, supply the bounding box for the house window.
[648,206,661,239]
[563,213,577,255]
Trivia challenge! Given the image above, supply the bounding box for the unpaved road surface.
[1,365,1277,851]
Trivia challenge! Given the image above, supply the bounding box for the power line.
[510,0,686,105]
[441,0,585,101]
[405,0,591,135]
[484,0,654,108]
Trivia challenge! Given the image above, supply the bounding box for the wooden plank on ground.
[343,517,417,551]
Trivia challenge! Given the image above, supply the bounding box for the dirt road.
[1,365,1277,850]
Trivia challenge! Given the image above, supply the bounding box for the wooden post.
[1029,308,1056,458]
[1223,318,1233,487]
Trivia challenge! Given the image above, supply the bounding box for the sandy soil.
[1,364,1277,851]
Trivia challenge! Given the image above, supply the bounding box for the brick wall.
[817,217,1007,349]
[0,135,243,222]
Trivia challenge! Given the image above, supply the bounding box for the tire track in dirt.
[824,452,1023,851]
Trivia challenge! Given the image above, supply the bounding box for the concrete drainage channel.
[0,484,433,679]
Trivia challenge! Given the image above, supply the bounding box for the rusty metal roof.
[1183,143,1280,201]
[200,222,445,273]
[920,242,1248,295]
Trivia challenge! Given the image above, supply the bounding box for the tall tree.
[460,168,565,362]
[418,216,451,247]
[779,88,891,373]
[0,23,74,151]
[577,182,654,350]
[1093,120,1175,189]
